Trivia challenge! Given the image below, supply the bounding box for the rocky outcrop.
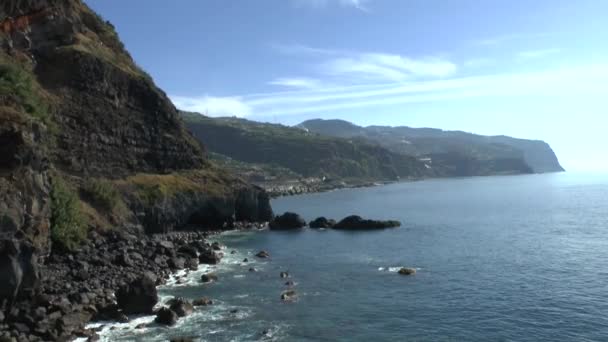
[398,267,416,275]
[333,215,401,230]
[116,272,158,315]
[155,307,178,326]
[269,212,306,230]
[0,229,215,341]
[0,240,39,308]
[0,0,273,311]
[309,217,336,229]
[167,297,194,317]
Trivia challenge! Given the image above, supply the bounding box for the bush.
[0,63,48,123]
[83,179,121,211]
[50,177,86,251]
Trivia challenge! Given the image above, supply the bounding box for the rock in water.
[269,212,306,230]
[155,307,178,326]
[333,215,401,230]
[192,297,213,306]
[281,290,297,302]
[398,267,416,275]
[255,250,270,258]
[198,248,222,265]
[170,338,195,342]
[309,217,336,229]
[116,272,158,314]
[280,271,290,279]
[201,273,218,283]
[168,297,194,317]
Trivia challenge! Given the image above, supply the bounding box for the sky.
[86,0,608,171]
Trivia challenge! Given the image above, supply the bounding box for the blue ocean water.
[101,172,608,341]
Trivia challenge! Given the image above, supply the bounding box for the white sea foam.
[94,241,259,342]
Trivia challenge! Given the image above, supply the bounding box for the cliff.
[299,119,564,174]
[182,112,432,184]
[0,0,272,310]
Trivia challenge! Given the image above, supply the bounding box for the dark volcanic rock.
[309,217,336,229]
[0,239,39,306]
[280,271,289,279]
[333,215,401,230]
[281,290,297,302]
[170,338,195,342]
[255,250,270,258]
[201,273,218,284]
[155,307,178,326]
[192,297,213,306]
[398,267,416,275]
[198,249,222,265]
[116,272,158,315]
[168,298,194,317]
[269,212,306,230]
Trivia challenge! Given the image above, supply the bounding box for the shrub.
[0,63,48,123]
[83,179,121,211]
[50,177,86,251]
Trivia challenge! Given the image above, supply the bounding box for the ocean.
[97,172,608,341]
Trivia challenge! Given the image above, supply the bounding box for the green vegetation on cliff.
[0,60,49,124]
[50,177,86,251]
[182,112,430,183]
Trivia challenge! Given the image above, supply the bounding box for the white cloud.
[270,44,457,85]
[517,48,561,60]
[470,32,554,47]
[464,58,495,68]
[171,95,252,117]
[243,63,608,117]
[268,77,322,89]
[326,53,457,80]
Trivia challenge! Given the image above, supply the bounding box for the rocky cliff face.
[0,0,272,306]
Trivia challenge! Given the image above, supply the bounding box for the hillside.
[0,0,272,323]
[299,119,564,174]
[181,112,432,187]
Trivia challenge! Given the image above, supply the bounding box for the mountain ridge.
[298,118,564,174]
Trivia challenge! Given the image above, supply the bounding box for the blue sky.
[86,0,608,171]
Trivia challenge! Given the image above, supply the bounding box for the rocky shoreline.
[263,179,398,198]
[0,224,265,342]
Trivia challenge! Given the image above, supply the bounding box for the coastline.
[87,230,260,342]
[0,226,265,342]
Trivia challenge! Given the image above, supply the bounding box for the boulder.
[115,272,158,315]
[255,250,270,258]
[167,298,194,317]
[269,212,306,230]
[285,281,295,287]
[192,297,213,306]
[184,257,199,271]
[177,245,198,259]
[198,249,221,265]
[155,307,178,326]
[398,267,416,276]
[170,338,194,342]
[333,215,401,230]
[248,267,256,272]
[211,242,222,251]
[280,272,289,279]
[0,240,39,306]
[281,290,297,302]
[168,257,185,270]
[201,273,218,283]
[309,217,336,229]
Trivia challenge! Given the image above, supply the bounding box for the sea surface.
[98,172,608,341]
